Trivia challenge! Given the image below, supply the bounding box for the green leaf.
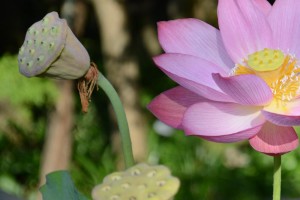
[40,170,90,200]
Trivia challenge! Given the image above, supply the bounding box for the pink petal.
[153,53,234,102]
[262,110,300,126]
[190,125,263,143]
[182,102,266,140]
[218,0,272,63]
[158,18,233,71]
[147,86,204,129]
[252,0,272,16]
[268,0,300,57]
[212,74,273,106]
[249,122,298,155]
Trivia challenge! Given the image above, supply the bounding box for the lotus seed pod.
[92,163,180,200]
[18,12,90,79]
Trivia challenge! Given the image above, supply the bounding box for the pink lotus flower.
[148,0,300,155]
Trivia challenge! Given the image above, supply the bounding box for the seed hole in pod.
[131,169,141,176]
[42,17,49,24]
[42,28,47,33]
[19,58,25,64]
[110,195,120,200]
[101,185,111,192]
[50,26,58,35]
[28,27,34,34]
[29,49,35,54]
[147,170,157,177]
[26,61,33,68]
[37,56,44,62]
[26,40,32,45]
[147,192,156,198]
[33,30,39,35]
[19,47,24,55]
[49,42,54,48]
[111,175,122,181]
[121,183,130,189]
[129,196,137,200]
[156,180,166,187]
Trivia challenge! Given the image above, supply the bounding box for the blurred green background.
[2,0,300,200]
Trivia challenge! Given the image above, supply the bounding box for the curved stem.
[97,72,135,168]
[273,156,281,200]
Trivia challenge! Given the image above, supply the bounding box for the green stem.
[273,156,281,200]
[97,72,135,168]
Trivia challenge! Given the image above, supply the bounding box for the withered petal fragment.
[77,62,99,113]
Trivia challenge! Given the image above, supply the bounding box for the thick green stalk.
[273,156,281,200]
[97,72,135,168]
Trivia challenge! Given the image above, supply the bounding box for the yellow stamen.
[232,65,255,75]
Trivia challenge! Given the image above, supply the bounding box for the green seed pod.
[92,163,180,200]
[18,12,90,79]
